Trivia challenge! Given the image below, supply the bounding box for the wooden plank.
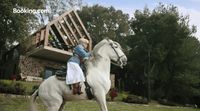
[40,29,45,41]
[35,32,40,44]
[73,11,91,40]
[44,46,73,56]
[88,38,92,52]
[53,23,69,45]
[58,19,75,46]
[44,25,50,46]
[31,26,46,37]
[68,13,83,38]
[63,16,79,43]
[73,11,92,51]
[49,27,61,48]
[33,10,92,52]
[47,9,74,26]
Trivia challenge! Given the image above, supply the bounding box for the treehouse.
[24,10,92,62]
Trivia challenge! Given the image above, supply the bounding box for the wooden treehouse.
[24,10,92,62]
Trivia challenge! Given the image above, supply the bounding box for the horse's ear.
[105,38,112,45]
[105,37,110,41]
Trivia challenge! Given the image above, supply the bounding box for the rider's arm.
[74,45,91,59]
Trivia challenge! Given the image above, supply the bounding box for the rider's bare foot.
[72,84,78,94]
[72,83,83,95]
[72,88,77,94]
[77,85,83,95]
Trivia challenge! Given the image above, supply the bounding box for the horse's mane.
[86,39,109,68]
[92,39,108,56]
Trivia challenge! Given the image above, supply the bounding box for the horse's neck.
[87,55,111,78]
[97,56,111,74]
[87,40,111,78]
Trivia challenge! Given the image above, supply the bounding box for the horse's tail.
[28,89,38,111]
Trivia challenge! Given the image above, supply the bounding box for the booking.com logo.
[13,8,51,14]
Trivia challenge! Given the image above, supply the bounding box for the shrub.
[30,85,39,95]
[0,80,39,95]
[158,98,179,106]
[123,94,148,104]
[107,91,129,101]
[0,81,26,95]
[14,83,26,95]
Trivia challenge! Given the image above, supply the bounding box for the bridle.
[106,39,126,68]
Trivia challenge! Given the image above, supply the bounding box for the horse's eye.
[111,44,118,48]
[112,43,118,48]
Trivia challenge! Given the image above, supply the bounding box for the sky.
[83,0,200,39]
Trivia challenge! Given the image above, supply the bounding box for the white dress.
[66,62,85,84]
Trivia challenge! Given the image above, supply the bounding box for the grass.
[0,94,199,111]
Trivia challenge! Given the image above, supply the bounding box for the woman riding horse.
[29,39,127,111]
[66,38,90,95]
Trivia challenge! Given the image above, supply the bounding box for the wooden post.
[44,26,50,46]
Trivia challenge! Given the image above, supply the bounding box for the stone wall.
[18,55,64,77]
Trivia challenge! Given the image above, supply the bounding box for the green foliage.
[78,4,200,106]
[123,94,148,104]
[0,81,26,95]
[106,91,128,101]
[0,80,39,95]
[0,0,43,50]
[126,3,200,105]
[42,0,82,22]
[78,5,130,46]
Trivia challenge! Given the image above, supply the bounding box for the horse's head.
[106,39,127,68]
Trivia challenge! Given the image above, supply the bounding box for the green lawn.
[0,94,199,111]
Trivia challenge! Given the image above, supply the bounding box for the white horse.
[29,39,127,111]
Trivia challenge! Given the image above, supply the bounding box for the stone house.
[0,10,92,81]
[0,10,116,88]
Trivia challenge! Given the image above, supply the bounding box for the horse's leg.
[42,95,63,111]
[94,92,108,111]
[47,106,60,111]
[47,99,63,111]
[58,100,65,111]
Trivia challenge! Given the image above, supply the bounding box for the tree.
[126,3,200,105]
[0,0,43,50]
[38,0,82,25]
[0,0,82,52]
[78,5,130,46]
[78,5,130,91]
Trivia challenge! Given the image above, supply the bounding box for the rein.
[106,39,125,68]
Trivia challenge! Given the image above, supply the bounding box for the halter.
[106,39,126,68]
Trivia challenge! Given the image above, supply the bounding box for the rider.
[66,38,90,95]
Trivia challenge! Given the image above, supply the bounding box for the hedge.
[0,80,39,95]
